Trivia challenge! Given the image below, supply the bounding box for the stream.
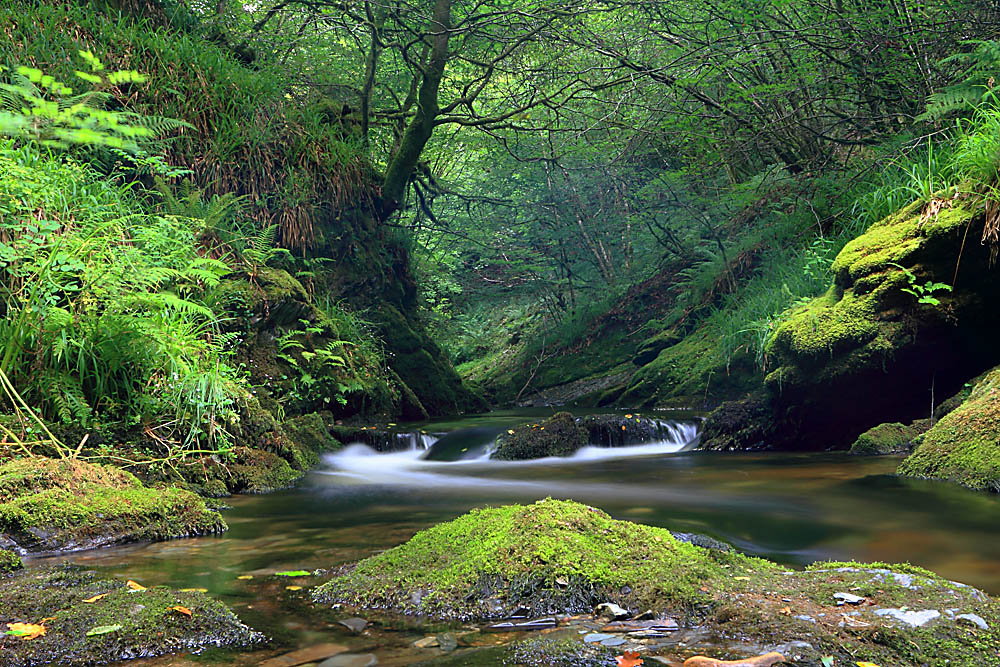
[28,409,1000,665]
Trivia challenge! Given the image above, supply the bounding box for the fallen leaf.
[237,575,254,580]
[39,617,57,624]
[179,588,208,593]
[126,580,146,591]
[820,658,834,667]
[616,650,643,667]
[779,606,792,615]
[621,425,627,431]
[856,663,881,667]
[275,570,310,577]
[86,624,122,636]
[286,585,303,591]
[625,414,633,419]
[6,623,46,640]
[168,605,193,617]
[733,576,750,581]
[82,593,108,603]
[507,429,515,435]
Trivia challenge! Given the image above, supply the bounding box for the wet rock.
[318,655,377,667]
[583,632,618,643]
[413,636,439,648]
[672,532,734,552]
[261,643,350,667]
[438,632,459,652]
[491,412,588,460]
[595,602,630,620]
[957,612,989,629]
[682,652,786,667]
[601,636,626,646]
[833,592,865,605]
[579,414,680,447]
[850,421,925,455]
[601,619,678,633]
[337,617,368,634]
[873,608,941,626]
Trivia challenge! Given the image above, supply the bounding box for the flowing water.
[28,409,1000,665]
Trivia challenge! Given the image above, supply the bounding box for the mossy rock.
[0,563,261,666]
[0,458,226,553]
[227,447,303,493]
[313,498,768,619]
[284,411,343,465]
[491,412,589,460]
[700,394,776,451]
[850,421,927,455]
[898,366,1000,492]
[316,500,1000,665]
[0,547,22,572]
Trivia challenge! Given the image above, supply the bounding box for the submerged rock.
[0,563,261,666]
[491,413,588,460]
[898,364,1000,492]
[0,458,226,553]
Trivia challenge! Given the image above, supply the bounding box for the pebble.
[873,608,941,626]
[584,632,618,643]
[833,592,865,605]
[337,618,368,634]
[595,602,630,620]
[956,613,989,630]
[412,636,438,648]
[600,637,627,647]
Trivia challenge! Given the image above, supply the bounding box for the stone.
[595,602,630,620]
[412,636,439,648]
[583,632,618,643]
[437,633,458,652]
[260,644,350,667]
[873,608,941,626]
[337,617,368,634]
[318,655,377,667]
[682,652,786,667]
[833,592,865,605]
[600,637,627,647]
[957,612,989,629]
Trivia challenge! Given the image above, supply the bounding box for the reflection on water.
[30,411,1000,662]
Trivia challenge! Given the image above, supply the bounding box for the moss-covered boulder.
[313,498,768,618]
[898,366,1000,491]
[850,420,928,455]
[0,564,261,666]
[0,458,226,553]
[315,500,1000,666]
[708,194,1000,450]
[491,413,589,460]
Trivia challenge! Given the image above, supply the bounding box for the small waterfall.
[332,426,441,452]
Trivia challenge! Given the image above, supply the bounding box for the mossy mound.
[0,547,22,572]
[491,413,589,460]
[850,421,927,455]
[0,458,226,553]
[313,498,770,619]
[898,366,1000,491]
[0,563,261,666]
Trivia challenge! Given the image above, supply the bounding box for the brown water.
[28,410,1000,664]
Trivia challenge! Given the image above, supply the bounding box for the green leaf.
[821,658,835,667]
[274,570,311,577]
[86,624,123,636]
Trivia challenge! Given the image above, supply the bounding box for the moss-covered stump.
[0,564,261,666]
[898,366,1000,492]
[0,547,22,572]
[314,499,769,619]
[850,420,928,455]
[0,458,226,553]
[491,413,589,460]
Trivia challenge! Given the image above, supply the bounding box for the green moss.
[0,548,22,572]
[898,366,1000,491]
[0,564,261,666]
[0,458,226,552]
[313,498,772,619]
[284,411,342,467]
[228,447,302,493]
[851,421,925,455]
[491,412,588,460]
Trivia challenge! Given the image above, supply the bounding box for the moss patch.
[898,366,1000,491]
[313,498,771,619]
[0,563,261,666]
[851,421,927,455]
[491,413,588,460]
[0,458,226,553]
[0,548,22,572]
